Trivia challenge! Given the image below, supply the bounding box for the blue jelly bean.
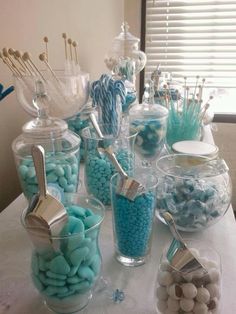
[32,274,45,292]
[49,255,71,275]
[77,266,95,282]
[70,247,89,267]
[55,165,65,177]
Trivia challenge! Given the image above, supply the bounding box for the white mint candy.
[156,286,168,300]
[208,297,219,311]
[156,300,167,312]
[179,298,194,312]
[182,273,193,282]
[172,271,182,283]
[196,287,210,303]
[206,283,220,299]
[157,271,174,286]
[182,283,197,299]
[167,284,182,300]
[167,297,180,311]
[208,268,220,283]
[193,301,208,314]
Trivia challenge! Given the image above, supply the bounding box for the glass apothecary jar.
[155,239,222,314]
[104,22,146,88]
[12,116,81,201]
[129,81,169,166]
[66,102,95,161]
[155,154,232,231]
[82,126,137,207]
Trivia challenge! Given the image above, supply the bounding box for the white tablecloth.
[0,125,235,314]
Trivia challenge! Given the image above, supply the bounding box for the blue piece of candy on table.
[0,84,14,101]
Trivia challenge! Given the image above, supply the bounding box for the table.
[0,125,236,314]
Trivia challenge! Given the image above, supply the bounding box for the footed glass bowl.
[155,154,232,232]
[14,70,89,119]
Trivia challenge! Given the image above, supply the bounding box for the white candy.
[208,268,220,283]
[157,271,174,286]
[207,297,219,311]
[182,283,197,299]
[182,273,193,282]
[156,300,167,312]
[167,284,182,300]
[206,260,218,269]
[196,287,210,303]
[193,301,208,314]
[206,283,220,299]
[179,298,194,312]
[156,286,168,300]
[164,309,178,314]
[172,271,182,283]
[167,297,180,311]
[189,248,200,258]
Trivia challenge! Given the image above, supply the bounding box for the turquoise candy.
[44,285,69,297]
[68,280,90,292]
[32,274,44,292]
[90,254,101,275]
[31,252,39,275]
[67,216,85,234]
[77,266,95,282]
[46,271,67,281]
[67,276,83,284]
[83,215,101,229]
[45,277,66,287]
[38,255,48,271]
[67,266,79,277]
[49,255,71,275]
[67,205,86,218]
[18,152,79,200]
[39,272,48,285]
[57,290,76,299]
[70,247,89,267]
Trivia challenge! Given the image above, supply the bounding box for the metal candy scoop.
[162,212,207,274]
[89,113,145,201]
[25,145,68,239]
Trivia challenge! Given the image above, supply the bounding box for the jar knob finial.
[122,21,130,34]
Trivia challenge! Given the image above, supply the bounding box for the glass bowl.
[155,239,221,314]
[13,70,89,119]
[156,154,232,231]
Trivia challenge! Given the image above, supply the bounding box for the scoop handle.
[31,145,47,198]
[162,212,185,246]
[104,146,128,180]
[89,113,104,139]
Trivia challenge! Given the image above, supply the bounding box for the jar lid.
[172,140,219,159]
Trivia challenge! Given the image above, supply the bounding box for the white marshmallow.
[167,297,180,311]
[179,298,194,312]
[193,301,208,314]
[196,287,210,303]
[167,284,182,300]
[156,286,168,300]
[156,300,167,312]
[157,270,174,286]
[182,283,197,299]
[206,283,220,299]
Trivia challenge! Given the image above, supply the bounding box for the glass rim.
[21,194,105,240]
[81,125,138,141]
[156,153,219,179]
[110,170,158,191]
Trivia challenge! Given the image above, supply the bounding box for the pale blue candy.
[31,252,39,275]
[65,184,76,192]
[46,271,67,281]
[57,290,76,299]
[83,215,101,229]
[38,255,48,271]
[67,276,83,284]
[68,280,90,292]
[77,266,95,282]
[67,266,79,277]
[49,255,71,275]
[70,247,89,267]
[27,167,36,178]
[55,165,65,177]
[44,285,68,296]
[46,163,56,172]
[64,165,72,180]
[59,177,68,189]
[90,255,101,275]
[19,165,28,180]
[45,277,66,287]
[67,205,86,218]
[47,173,58,183]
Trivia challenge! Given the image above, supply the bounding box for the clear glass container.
[82,126,137,206]
[110,168,158,266]
[156,154,232,231]
[12,85,81,201]
[129,80,169,166]
[66,102,95,161]
[155,239,221,314]
[104,22,146,88]
[21,193,105,314]
[13,70,89,119]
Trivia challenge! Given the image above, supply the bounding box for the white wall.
[0,0,124,210]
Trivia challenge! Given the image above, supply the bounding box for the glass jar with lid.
[129,80,169,166]
[105,22,147,114]
[12,81,81,201]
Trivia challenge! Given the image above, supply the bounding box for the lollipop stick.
[15,50,32,75]
[8,48,26,74]
[3,47,22,76]
[23,52,45,81]
[0,52,18,75]
[67,38,73,61]
[62,33,68,60]
[39,53,60,83]
[72,41,78,65]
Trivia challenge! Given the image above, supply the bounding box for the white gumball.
[167,297,180,311]
[182,273,193,282]
[196,287,210,303]
[182,283,197,299]
[156,286,168,300]
[193,301,208,314]
[157,270,174,286]
[167,284,182,300]
[179,298,194,312]
[208,268,220,283]
[207,297,219,311]
[206,283,220,299]
[156,299,168,312]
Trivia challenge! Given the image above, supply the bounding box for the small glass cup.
[110,168,158,266]
[21,194,105,314]
[82,126,137,207]
[155,239,222,314]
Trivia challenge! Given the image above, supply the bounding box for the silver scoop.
[89,113,145,201]
[25,145,68,240]
[162,212,207,274]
